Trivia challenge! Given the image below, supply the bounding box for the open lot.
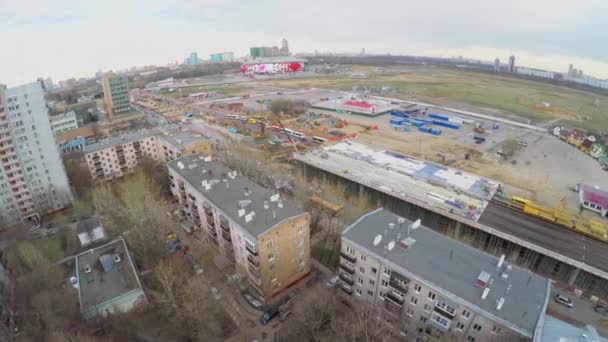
[265,65,608,131]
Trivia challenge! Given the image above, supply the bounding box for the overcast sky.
[1,0,607,86]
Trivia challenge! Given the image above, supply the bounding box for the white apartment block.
[50,111,78,134]
[0,80,73,225]
[84,126,212,181]
[167,155,310,302]
[339,209,551,342]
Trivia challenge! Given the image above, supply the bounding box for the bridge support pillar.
[454,222,462,238]
[568,268,581,286]
[359,183,365,197]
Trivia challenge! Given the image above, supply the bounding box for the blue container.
[390,118,407,125]
[432,120,460,129]
[391,110,410,118]
[429,113,449,121]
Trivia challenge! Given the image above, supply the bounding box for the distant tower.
[578,70,584,78]
[280,38,289,56]
[568,64,574,78]
[508,56,516,73]
[494,58,501,72]
[314,50,319,56]
[361,48,365,56]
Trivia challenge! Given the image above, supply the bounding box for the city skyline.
[1,0,608,85]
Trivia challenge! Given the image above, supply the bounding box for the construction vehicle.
[252,121,266,140]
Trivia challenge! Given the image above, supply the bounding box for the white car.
[69,276,79,289]
[326,275,340,287]
[555,294,574,308]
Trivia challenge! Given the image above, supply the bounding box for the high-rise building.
[494,58,500,72]
[338,209,550,341]
[280,38,289,55]
[210,52,235,62]
[102,74,130,119]
[0,80,73,226]
[189,52,199,65]
[167,155,311,303]
[508,56,516,73]
[251,40,290,59]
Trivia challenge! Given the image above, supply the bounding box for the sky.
[1,0,607,86]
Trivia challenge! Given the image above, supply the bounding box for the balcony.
[206,217,215,227]
[249,271,262,287]
[434,301,457,319]
[245,244,258,256]
[339,262,355,275]
[340,252,357,264]
[247,254,260,268]
[339,272,354,286]
[389,279,409,294]
[221,229,231,242]
[386,291,405,306]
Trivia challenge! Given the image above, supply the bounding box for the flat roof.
[76,217,102,234]
[343,209,550,337]
[83,125,181,153]
[75,237,144,314]
[243,57,307,64]
[296,141,500,222]
[160,130,210,150]
[540,316,607,342]
[168,154,305,237]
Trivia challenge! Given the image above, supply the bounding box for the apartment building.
[84,127,212,181]
[102,74,130,118]
[167,154,310,302]
[339,209,551,342]
[0,80,73,226]
[159,130,213,162]
[50,111,78,134]
[84,128,162,181]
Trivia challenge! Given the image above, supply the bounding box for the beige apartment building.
[167,154,310,302]
[84,126,212,181]
[339,208,551,342]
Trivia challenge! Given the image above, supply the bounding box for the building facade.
[167,155,310,302]
[50,111,78,134]
[240,58,305,74]
[0,80,73,226]
[189,52,199,65]
[159,130,212,162]
[102,74,130,118]
[210,52,235,62]
[339,209,550,341]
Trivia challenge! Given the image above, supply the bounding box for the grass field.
[267,66,608,131]
[164,84,244,98]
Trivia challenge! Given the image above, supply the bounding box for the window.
[359,267,365,274]
[411,296,418,305]
[381,280,388,287]
[356,289,362,296]
[371,267,377,274]
[358,278,364,285]
[467,336,475,342]
[346,245,355,255]
[379,292,386,299]
[383,268,391,276]
[423,303,431,312]
[472,324,482,332]
[367,290,374,296]
[360,255,366,261]
[266,240,273,249]
[268,252,274,261]
[419,316,427,323]
[414,284,421,293]
[406,308,414,317]
[400,327,407,336]
[456,322,465,332]
[428,291,436,300]
[491,326,501,334]
[462,310,471,320]
[369,279,375,286]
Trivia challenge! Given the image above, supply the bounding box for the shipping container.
[429,113,449,121]
[390,118,408,125]
[431,120,460,130]
[390,110,410,118]
[448,117,464,124]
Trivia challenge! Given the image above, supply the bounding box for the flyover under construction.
[295,141,608,298]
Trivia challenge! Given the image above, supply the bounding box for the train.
[498,196,608,243]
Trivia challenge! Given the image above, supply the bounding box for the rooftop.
[343,208,550,337]
[76,217,102,235]
[539,316,607,342]
[243,57,307,64]
[168,154,305,237]
[580,184,608,208]
[160,130,210,150]
[75,237,144,315]
[50,111,76,121]
[83,125,180,153]
[295,141,501,221]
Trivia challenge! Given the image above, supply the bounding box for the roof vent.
[113,254,121,263]
[270,194,280,202]
[481,287,490,300]
[264,201,269,210]
[238,209,246,217]
[475,271,491,288]
[278,201,284,208]
[399,237,416,249]
[497,297,505,310]
[388,222,395,229]
[501,272,509,280]
[387,240,395,251]
[84,264,92,274]
[245,213,253,223]
[373,234,382,246]
[204,156,212,162]
[497,254,506,269]
[506,264,512,272]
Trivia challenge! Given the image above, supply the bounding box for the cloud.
[0,0,607,85]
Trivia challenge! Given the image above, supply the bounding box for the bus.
[292,131,305,139]
[312,136,328,144]
[282,128,294,136]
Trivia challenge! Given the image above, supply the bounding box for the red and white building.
[343,101,377,115]
[579,184,608,217]
[240,58,305,74]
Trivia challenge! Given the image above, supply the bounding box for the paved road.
[548,288,608,337]
[479,202,608,273]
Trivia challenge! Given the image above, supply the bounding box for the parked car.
[336,282,353,295]
[594,305,608,315]
[326,275,340,287]
[554,294,574,308]
[260,308,279,325]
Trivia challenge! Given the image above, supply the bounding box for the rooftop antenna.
[481,288,490,300]
[373,234,382,246]
[408,219,421,237]
[264,201,269,210]
[496,297,505,311]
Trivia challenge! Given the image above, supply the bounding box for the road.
[479,202,608,273]
[548,288,608,337]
